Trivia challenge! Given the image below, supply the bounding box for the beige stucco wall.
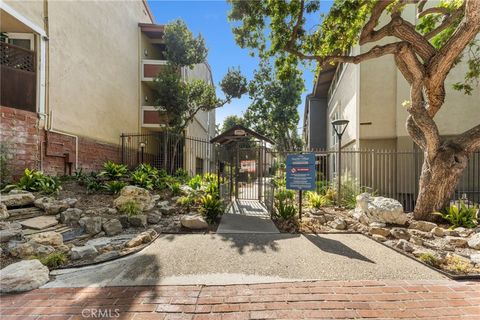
[45,1,151,145]
[4,0,45,30]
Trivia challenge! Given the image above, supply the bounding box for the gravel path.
[44,233,445,288]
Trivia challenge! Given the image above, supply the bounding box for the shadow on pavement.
[304,234,375,263]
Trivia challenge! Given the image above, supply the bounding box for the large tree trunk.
[414,144,469,221]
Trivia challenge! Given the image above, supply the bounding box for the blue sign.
[286,153,316,191]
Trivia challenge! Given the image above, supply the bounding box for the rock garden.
[0,162,224,292]
[272,182,480,278]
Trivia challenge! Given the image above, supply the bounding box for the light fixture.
[144,48,148,56]
[331,119,349,137]
[144,96,148,102]
[331,119,349,206]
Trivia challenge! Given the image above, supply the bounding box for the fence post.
[120,133,125,164]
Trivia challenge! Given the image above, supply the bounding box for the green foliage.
[38,251,67,269]
[119,200,142,216]
[174,168,189,183]
[99,161,128,180]
[272,176,286,188]
[274,188,297,220]
[167,181,182,196]
[131,171,154,190]
[6,168,62,194]
[221,115,247,132]
[418,253,441,268]
[305,191,332,209]
[164,19,207,68]
[187,175,203,190]
[244,61,303,151]
[86,175,103,194]
[103,181,127,194]
[177,195,196,209]
[199,194,223,223]
[434,202,478,229]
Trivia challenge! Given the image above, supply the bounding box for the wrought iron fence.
[120,131,216,176]
[272,149,480,212]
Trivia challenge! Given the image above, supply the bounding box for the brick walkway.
[1,280,479,319]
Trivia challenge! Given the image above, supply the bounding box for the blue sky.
[147,0,332,131]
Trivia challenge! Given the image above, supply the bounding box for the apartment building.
[0,1,214,179]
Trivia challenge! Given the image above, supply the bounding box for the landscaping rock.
[369,226,390,237]
[409,236,424,246]
[79,216,103,235]
[113,186,152,212]
[409,220,437,232]
[312,215,327,225]
[432,227,446,237]
[1,191,35,208]
[0,203,8,220]
[8,240,55,258]
[0,259,49,293]
[390,228,411,240]
[126,229,157,248]
[86,234,134,250]
[71,245,98,260]
[129,215,147,228]
[147,211,162,224]
[102,219,123,236]
[394,239,414,253]
[157,200,170,208]
[118,215,130,228]
[20,215,59,230]
[444,229,459,237]
[409,229,434,239]
[467,233,480,249]
[29,231,63,247]
[454,227,473,237]
[351,193,407,225]
[470,254,480,265]
[331,218,347,230]
[0,228,23,243]
[181,214,208,229]
[159,205,176,215]
[94,251,120,262]
[446,236,468,248]
[372,234,387,242]
[60,208,83,225]
[34,197,77,215]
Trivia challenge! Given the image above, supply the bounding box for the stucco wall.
[47,1,151,145]
[4,0,45,30]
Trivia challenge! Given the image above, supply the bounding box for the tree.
[153,19,247,172]
[221,115,247,132]
[244,61,304,151]
[228,0,480,221]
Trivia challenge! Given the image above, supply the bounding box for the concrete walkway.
[44,233,445,288]
[217,200,279,234]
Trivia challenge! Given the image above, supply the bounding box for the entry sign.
[286,153,316,191]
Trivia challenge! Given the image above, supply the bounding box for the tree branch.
[455,124,480,153]
[418,6,450,19]
[428,0,480,87]
[425,3,465,39]
[359,0,393,44]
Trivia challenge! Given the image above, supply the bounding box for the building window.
[195,157,204,175]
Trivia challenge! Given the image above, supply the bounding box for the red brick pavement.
[1,280,479,319]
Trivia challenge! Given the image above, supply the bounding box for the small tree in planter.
[153,19,247,173]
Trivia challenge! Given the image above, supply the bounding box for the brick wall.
[1,106,121,181]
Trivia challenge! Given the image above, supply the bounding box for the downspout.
[42,0,79,171]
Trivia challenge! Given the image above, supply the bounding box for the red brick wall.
[1,106,121,180]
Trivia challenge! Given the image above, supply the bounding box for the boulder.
[390,228,411,241]
[445,236,468,248]
[0,260,49,293]
[0,203,8,220]
[394,239,414,253]
[157,200,170,208]
[113,186,152,212]
[372,234,387,242]
[330,218,347,230]
[129,215,147,228]
[159,205,176,215]
[1,191,35,208]
[126,229,157,248]
[20,215,59,230]
[467,233,480,250]
[79,217,103,235]
[0,226,23,243]
[351,193,407,225]
[70,245,98,260]
[60,208,83,225]
[181,214,208,229]
[147,211,162,224]
[409,220,437,232]
[29,231,63,247]
[8,240,55,258]
[102,219,123,236]
[369,226,390,237]
[34,197,77,215]
[454,227,473,237]
[118,215,130,228]
[470,254,480,265]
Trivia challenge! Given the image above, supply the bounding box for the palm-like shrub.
[5,168,62,194]
[99,161,128,180]
[435,202,478,228]
[199,194,223,223]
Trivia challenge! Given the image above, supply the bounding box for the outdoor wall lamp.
[139,142,146,164]
[144,48,148,57]
[331,119,349,205]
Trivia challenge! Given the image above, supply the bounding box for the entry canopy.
[210,125,275,145]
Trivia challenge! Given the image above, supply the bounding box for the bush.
[131,171,154,190]
[167,181,182,196]
[38,251,67,269]
[418,253,441,268]
[187,175,203,190]
[5,168,62,194]
[99,161,128,180]
[103,181,127,194]
[177,195,196,209]
[305,191,332,209]
[174,168,189,183]
[119,200,142,216]
[274,188,297,220]
[434,202,478,229]
[199,194,223,223]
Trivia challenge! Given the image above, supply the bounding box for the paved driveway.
[45,233,444,288]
